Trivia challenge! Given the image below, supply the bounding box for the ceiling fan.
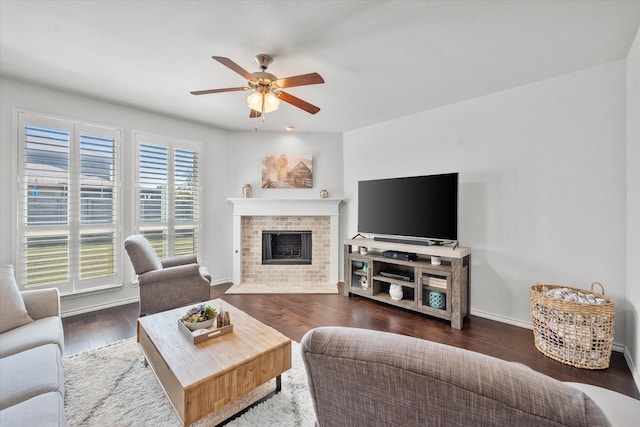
[191,54,324,118]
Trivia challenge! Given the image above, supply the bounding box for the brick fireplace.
[229,198,342,285]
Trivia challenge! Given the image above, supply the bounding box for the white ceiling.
[1,1,639,133]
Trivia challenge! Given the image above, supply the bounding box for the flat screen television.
[357,173,458,244]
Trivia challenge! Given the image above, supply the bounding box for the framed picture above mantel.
[262,154,313,189]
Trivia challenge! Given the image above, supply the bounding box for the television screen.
[357,173,458,242]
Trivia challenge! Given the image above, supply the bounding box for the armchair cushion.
[124,235,162,274]
[0,265,33,334]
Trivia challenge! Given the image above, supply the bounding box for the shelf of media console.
[372,275,416,289]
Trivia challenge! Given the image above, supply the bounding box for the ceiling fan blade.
[275,72,324,88]
[190,87,247,95]
[249,109,262,118]
[277,91,321,114]
[212,56,258,83]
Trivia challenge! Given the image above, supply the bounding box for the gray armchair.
[124,235,211,316]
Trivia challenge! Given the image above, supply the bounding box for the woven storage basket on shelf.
[529,282,614,369]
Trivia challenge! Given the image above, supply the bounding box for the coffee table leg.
[276,374,281,392]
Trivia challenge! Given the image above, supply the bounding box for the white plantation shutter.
[21,119,71,289]
[174,148,200,256]
[78,129,119,283]
[134,132,202,261]
[138,142,169,258]
[17,111,121,293]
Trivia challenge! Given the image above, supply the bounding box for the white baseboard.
[61,296,139,318]
[471,309,532,329]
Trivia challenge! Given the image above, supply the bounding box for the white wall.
[626,27,640,384]
[225,130,343,200]
[343,61,628,344]
[0,77,231,315]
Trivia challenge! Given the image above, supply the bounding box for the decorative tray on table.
[178,320,233,344]
[178,304,233,344]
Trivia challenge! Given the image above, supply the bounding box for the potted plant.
[181,304,217,330]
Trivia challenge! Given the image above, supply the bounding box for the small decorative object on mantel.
[359,246,368,255]
[320,189,328,198]
[242,184,252,198]
[178,303,233,344]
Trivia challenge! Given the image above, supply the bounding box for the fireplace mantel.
[228,198,342,216]
[228,198,342,285]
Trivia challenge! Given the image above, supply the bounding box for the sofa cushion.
[0,392,66,427]
[0,316,64,359]
[0,344,64,410]
[0,265,33,334]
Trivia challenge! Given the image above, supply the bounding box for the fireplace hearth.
[262,230,312,265]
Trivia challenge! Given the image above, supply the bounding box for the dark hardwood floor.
[62,283,639,399]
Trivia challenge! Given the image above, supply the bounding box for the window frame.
[16,110,123,294]
[132,131,203,262]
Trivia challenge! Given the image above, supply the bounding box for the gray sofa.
[0,266,66,427]
[301,326,639,427]
[124,234,211,316]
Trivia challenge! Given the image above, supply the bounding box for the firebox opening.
[262,230,312,265]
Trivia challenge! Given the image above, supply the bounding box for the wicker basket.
[529,282,615,369]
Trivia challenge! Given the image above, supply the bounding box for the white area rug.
[64,338,315,426]
[225,282,338,294]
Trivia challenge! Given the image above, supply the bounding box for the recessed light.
[285,125,294,131]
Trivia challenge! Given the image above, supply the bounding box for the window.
[17,111,121,293]
[134,132,202,260]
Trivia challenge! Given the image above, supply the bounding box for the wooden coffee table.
[137,299,291,426]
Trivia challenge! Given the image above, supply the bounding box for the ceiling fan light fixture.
[247,92,262,111]
[265,92,280,109]
[247,91,279,114]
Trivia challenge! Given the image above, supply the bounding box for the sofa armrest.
[21,288,60,320]
[161,255,198,269]
[139,263,203,286]
[564,382,640,427]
